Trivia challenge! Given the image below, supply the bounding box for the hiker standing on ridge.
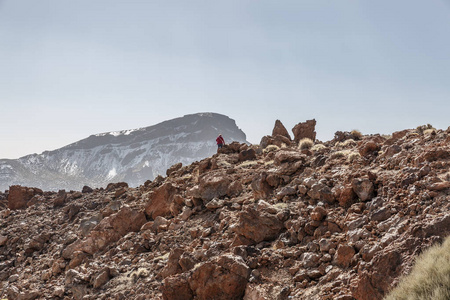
[216,134,225,149]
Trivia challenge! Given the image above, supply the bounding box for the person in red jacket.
[216,134,225,149]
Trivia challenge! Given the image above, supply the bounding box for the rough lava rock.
[0,121,449,300]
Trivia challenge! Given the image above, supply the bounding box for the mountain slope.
[0,123,448,299]
[0,113,248,191]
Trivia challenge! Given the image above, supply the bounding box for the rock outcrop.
[0,121,449,300]
[292,119,317,142]
[272,120,291,140]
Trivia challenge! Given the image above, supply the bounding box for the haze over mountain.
[0,113,247,191]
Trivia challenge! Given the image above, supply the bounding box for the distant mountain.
[0,113,248,191]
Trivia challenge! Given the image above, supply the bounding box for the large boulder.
[233,205,284,243]
[337,184,357,208]
[334,244,355,269]
[8,185,43,210]
[188,254,251,300]
[308,183,335,204]
[351,214,450,300]
[192,172,232,202]
[292,119,316,143]
[272,120,291,140]
[160,248,184,279]
[145,182,184,219]
[62,206,146,258]
[274,151,305,165]
[162,273,193,300]
[259,135,291,149]
[251,172,273,199]
[238,148,256,162]
[358,137,383,157]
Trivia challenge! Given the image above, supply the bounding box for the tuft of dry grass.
[347,152,361,163]
[384,235,450,300]
[351,129,363,140]
[264,160,275,166]
[216,160,232,168]
[330,150,350,159]
[263,145,280,153]
[238,161,259,168]
[343,139,357,147]
[423,129,436,136]
[298,138,314,150]
[336,139,357,148]
[416,124,435,135]
[311,144,326,152]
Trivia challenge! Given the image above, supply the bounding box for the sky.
[1,1,449,159]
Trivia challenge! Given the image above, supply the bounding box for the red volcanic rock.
[292,119,316,142]
[308,183,335,204]
[358,140,380,157]
[311,206,327,221]
[82,185,94,193]
[188,254,250,300]
[162,273,194,300]
[251,172,273,199]
[166,162,183,177]
[239,148,256,162]
[334,244,355,269]
[1,121,449,300]
[145,182,184,219]
[352,178,374,201]
[196,172,232,202]
[7,185,43,210]
[272,119,291,140]
[338,184,357,208]
[53,189,67,207]
[63,206,146,259]
[160,248,184,279]
[233,205,284,243]
[259,135,291,149]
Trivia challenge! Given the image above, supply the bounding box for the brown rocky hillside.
[0,120,449,300]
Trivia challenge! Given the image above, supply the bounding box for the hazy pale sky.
[1,1,449,159]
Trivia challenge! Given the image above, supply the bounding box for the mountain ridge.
[0,112,248,191]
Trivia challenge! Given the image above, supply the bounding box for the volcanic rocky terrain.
[0,120,449,300]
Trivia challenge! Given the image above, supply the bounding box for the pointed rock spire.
[272,120,291,140]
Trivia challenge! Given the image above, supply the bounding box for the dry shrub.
[263,145,280,153]
[416,124,435,135]
[344,139,357,147]
[351,129,363,140]
[331,150,350,159]
[335,139,356,148]
[347,152,361,163]
[423,129,436,136]
[407,132,420,138]
[384,235,450,300]
[217,160,231,168]
[238,161,259,168]
[264,160,274,166]
[311,144,326,152]
[298,138,314,150]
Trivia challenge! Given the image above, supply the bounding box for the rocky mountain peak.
[0,113,248,191]
[0,121,449,299]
